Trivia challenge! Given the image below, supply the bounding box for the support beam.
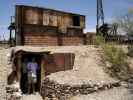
[97,0,104,34]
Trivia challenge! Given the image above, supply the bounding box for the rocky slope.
[0,48,11,100]
[71,86,133,100]
[46,46,117,86]
[0,45,132,100]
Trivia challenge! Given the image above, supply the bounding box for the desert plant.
[103,44,126,65]
[93,35,131,79]
[115,9,133,37]
[127,45,133,57]
[93,35,105,46]
[102,44,131,79]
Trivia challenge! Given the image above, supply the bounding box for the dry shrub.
[127,45,133,57]
[102,44,131,80]
[94,35,132,80]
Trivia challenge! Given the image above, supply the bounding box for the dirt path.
[21,92,43,100]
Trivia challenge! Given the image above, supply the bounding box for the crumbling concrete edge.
[40,77,133,100]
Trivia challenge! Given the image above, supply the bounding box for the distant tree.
[127,0,133,4]
[116,9,133,36]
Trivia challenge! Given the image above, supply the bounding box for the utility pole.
[96,0,104,34]
[8,0,16,46]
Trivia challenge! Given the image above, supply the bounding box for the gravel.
[0,48,11,100]
[71,86,133,100]
[21,93,43,100]
[0,45,132,100]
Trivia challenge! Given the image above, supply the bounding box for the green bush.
[103,44,126,66]
[102,44,131,79]
[127,45,133,57]
[93,35,132,79]
[93,35,105,46]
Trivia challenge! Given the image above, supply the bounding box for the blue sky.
[0,0,132,40]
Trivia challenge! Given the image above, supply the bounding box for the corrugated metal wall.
[44,53,75,75]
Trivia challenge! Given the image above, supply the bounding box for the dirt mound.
[1,46,128,100]
[47,46,117,85]
[40,46,120,99]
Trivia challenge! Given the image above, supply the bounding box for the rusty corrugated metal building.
[9,5,86,46]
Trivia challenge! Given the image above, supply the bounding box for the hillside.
[0,48,11,100]
[47,46,117,85]
[0,45,133,100]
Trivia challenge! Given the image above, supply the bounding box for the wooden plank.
[25,8,39,24]
[41,56,45,83]
[80,16,85,28]
[43,12,49,25]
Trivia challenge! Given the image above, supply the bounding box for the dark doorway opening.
[72,15,80,26]
[20,53,42,94]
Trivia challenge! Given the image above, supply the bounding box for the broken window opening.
[72,15,80,26]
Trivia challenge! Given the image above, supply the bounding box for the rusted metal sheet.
[44,53,75,75]
[43,13,49,25]
[16,5,85,29]
[25,8,39,24]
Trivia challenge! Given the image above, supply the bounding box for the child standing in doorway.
[27,58,38,94]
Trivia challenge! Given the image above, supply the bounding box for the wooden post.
[17,53,22,82]
[83,34,87,45]
[16,6,23,45]
[9,30,12,46]
[41,55,45,83]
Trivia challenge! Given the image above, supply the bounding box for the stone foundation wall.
[6,83,22,100]
[40,77,124,100]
